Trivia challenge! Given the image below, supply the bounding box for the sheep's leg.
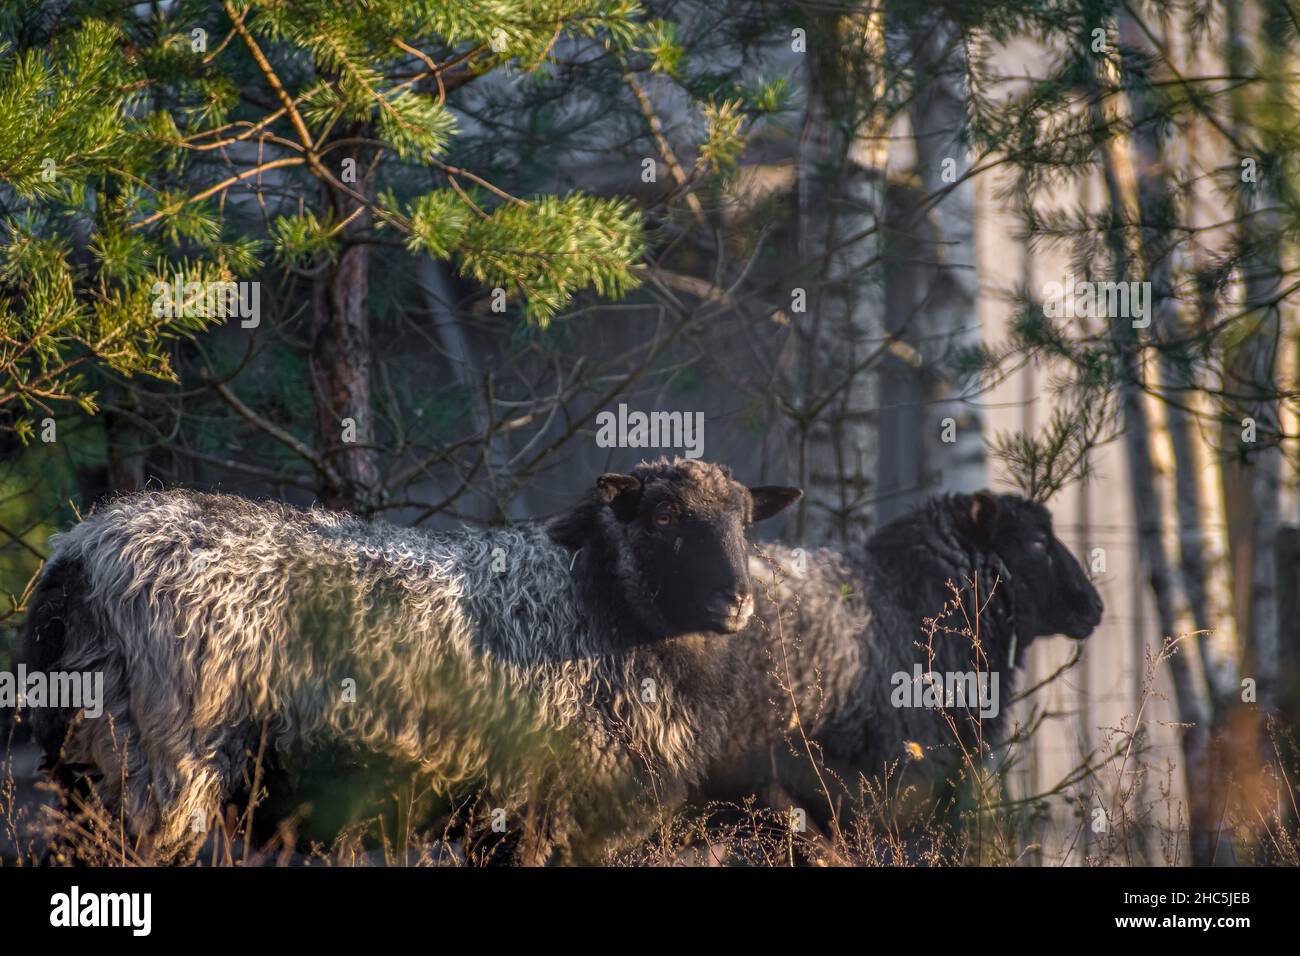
[77,705,235,859]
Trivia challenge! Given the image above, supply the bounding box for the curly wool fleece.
[21,485,748,861]
[700,493,1103,824]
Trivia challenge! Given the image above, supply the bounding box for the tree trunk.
[1089,72,1219,866]
[414,256,528,521]
[904,15,985,495]
[1224,1,1283,716]
[1115,7,1238,864]
[104,386,146,493]
[794,8,888,548]
[310,137,381,513]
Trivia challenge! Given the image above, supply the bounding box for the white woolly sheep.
[19,458,800,863]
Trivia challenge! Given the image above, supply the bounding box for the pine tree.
[2,1,648,510]
[0,19,222,441]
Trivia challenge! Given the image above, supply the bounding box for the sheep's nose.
[1088,589,1105,622]
[720,590,751,610]
[713,590,754,631]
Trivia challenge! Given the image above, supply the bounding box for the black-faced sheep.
[700,491,1103,835]
[19,458,800,863]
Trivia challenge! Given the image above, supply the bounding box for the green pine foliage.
[0,0,655,437]
[960,0,1300,478]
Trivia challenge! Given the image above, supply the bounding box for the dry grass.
[1,570,1298,867]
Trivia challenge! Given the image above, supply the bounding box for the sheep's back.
[42,492,596,787]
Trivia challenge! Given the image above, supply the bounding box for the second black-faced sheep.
[19,458,800,863]
[699,491,1103,834]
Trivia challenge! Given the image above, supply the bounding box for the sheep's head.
[964,491,1104,642]
[594,458,801,637]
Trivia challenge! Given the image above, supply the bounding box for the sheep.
[699,491,1104,837]
[18,458,801,863]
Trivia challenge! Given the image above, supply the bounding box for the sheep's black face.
[967,492,1104,642]
[596,459,801,637]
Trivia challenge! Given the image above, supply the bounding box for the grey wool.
[19,458,801,863]
[700,491,1104,829]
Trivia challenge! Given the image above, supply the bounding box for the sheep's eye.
[654,503,680,528]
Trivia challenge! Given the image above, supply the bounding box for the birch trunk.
[413,257,530,522]
[793,8,888,548]
[1115,8,1239,864]
[1116,9,1238,716]
[904,16,985,495]
[1089,74,1220,866]
[1224,1,1283,716]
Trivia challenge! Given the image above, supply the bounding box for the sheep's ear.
[596,473,642,521]
[968,490,1000,542]
[749,486,802,522]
